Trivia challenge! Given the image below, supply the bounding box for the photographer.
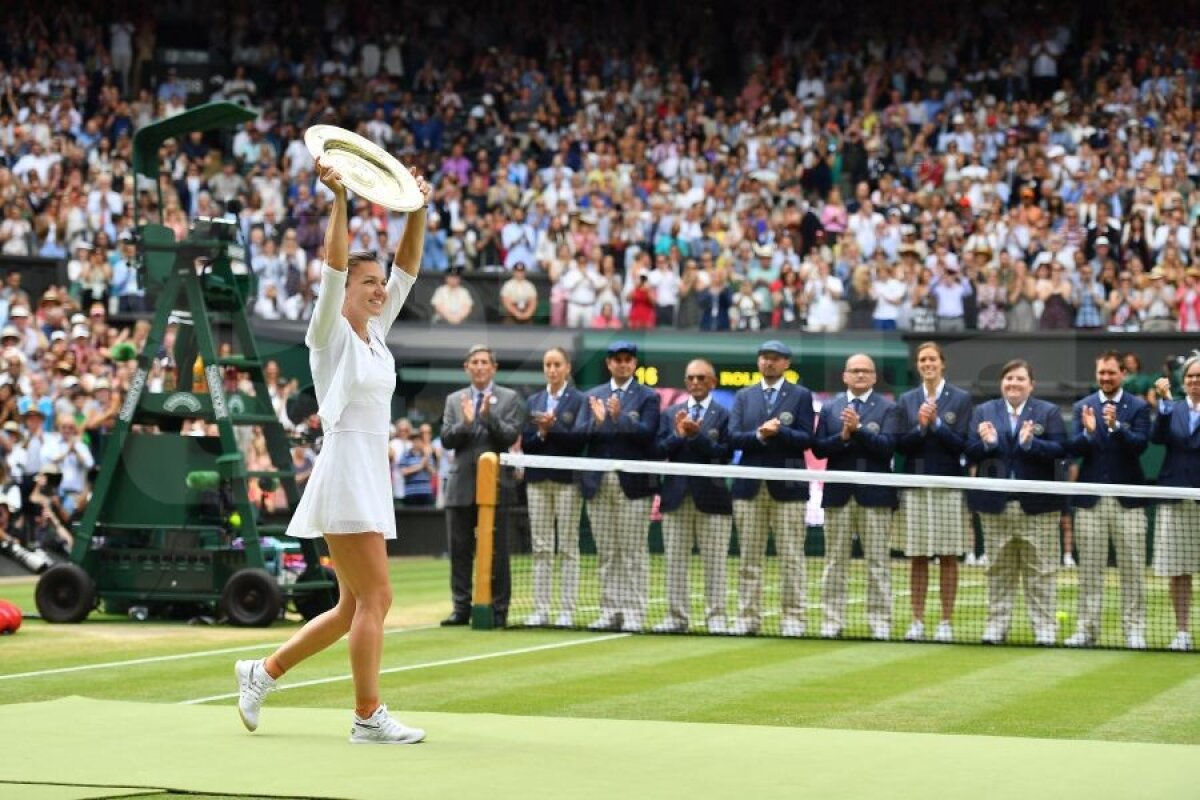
[30,499,73,557]
[28,464,69,529]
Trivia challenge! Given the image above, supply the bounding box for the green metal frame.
[62,104,333,620]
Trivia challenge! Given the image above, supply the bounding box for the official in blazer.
[1150,356,1200,652]
[521,346,587,628]
[895,342,974,643]
[1065,351,1151,649]
[965,359,1066,646]
[574,340,661,632]
[439,345,526,628]
[727,339,815,636]
[653,359,733,634]
[813,353,901,640]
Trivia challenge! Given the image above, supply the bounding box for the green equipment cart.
[35,103,337,626]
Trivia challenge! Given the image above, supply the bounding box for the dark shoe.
[493,613,507,629]
[440,612,469,626]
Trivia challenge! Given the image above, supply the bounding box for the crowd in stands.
[2,0,1200,552]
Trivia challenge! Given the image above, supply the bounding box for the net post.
[471,452,499,630]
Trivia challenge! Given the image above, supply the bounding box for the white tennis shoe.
[235,659,277,732]
[350,704,426,744]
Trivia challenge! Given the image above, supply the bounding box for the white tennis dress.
[286,263,415,540]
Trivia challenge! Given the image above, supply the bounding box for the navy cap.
[758,340,792,358]
[606,340,638,357]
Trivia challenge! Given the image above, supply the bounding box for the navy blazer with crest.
[895,383,973,476]
[964,396,1066,514]
[521,385,587,484]
[655,398,733,515]
[728,380,815,502]
[1067,390,1150,507]
[813,392,901,509]
[573,380,661,500]
[1150,399,1200,500]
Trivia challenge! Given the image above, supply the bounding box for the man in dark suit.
[895,342,974,642]
[574,340,661,632]
[728,340,815,636]
[521,346,586,628]
[1150,362,1200,652]
[1065,351,1151,649]
[653,358,733,634]
[965,359,1066,646]
[439,345,526,627]
[813,353,901,640]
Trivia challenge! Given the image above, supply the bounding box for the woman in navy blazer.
[895,342,974,643]
[1150,356,1200,651]
[521,347,587,628]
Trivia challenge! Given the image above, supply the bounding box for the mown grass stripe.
[1087,668,1200,743]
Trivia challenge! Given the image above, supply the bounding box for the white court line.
[0,624,438,682]
[182,633,631,705]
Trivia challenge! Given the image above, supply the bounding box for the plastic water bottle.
[128,605,149,621]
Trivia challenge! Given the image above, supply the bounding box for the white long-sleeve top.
[307,262,415,431]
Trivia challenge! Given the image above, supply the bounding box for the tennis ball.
[229,511,242,529]
[1056,610,1068,623]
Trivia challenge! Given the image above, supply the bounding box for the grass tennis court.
[1,558,1198,799]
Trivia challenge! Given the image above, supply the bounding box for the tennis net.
[497,452,1200,652]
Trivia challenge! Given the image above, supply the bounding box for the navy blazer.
[1150,400,1200,500]
[655,399,733,515]
[964,397,1066,514]
[521,386,587,483]
[1068,391,1151,508]
[574,381,661,500]
[813,393,901,509]
[895,383,973,476]
[728,380,815,502]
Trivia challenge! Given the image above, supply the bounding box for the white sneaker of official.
[933,621,954,643]
[1168,631,1194,652]
[729,617,760,636]
[588,612,621,631]
[524,612,550,627]
[235,659,277,732]
[981,625,1004,645]
[554,612,574,628]
[350,704,426,744]
[779,618,805,638]
[651,616,687,634]
[1064,630,1093,648]
[904,621,925,641]
[1126,633,1147,650]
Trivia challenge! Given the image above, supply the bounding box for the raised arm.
[391,168,432,279]
[306,159,349,349]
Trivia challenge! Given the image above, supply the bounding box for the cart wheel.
[294,566,339,621]
[35,563,96,623]
[220,568,282,627]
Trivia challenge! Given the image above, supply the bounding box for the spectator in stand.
[499,263,537,324]
[1176,268,1200,333]
[698,267,733,331]
[590,302,622,329]
[430,267,473,325]
[397,434,435,507]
